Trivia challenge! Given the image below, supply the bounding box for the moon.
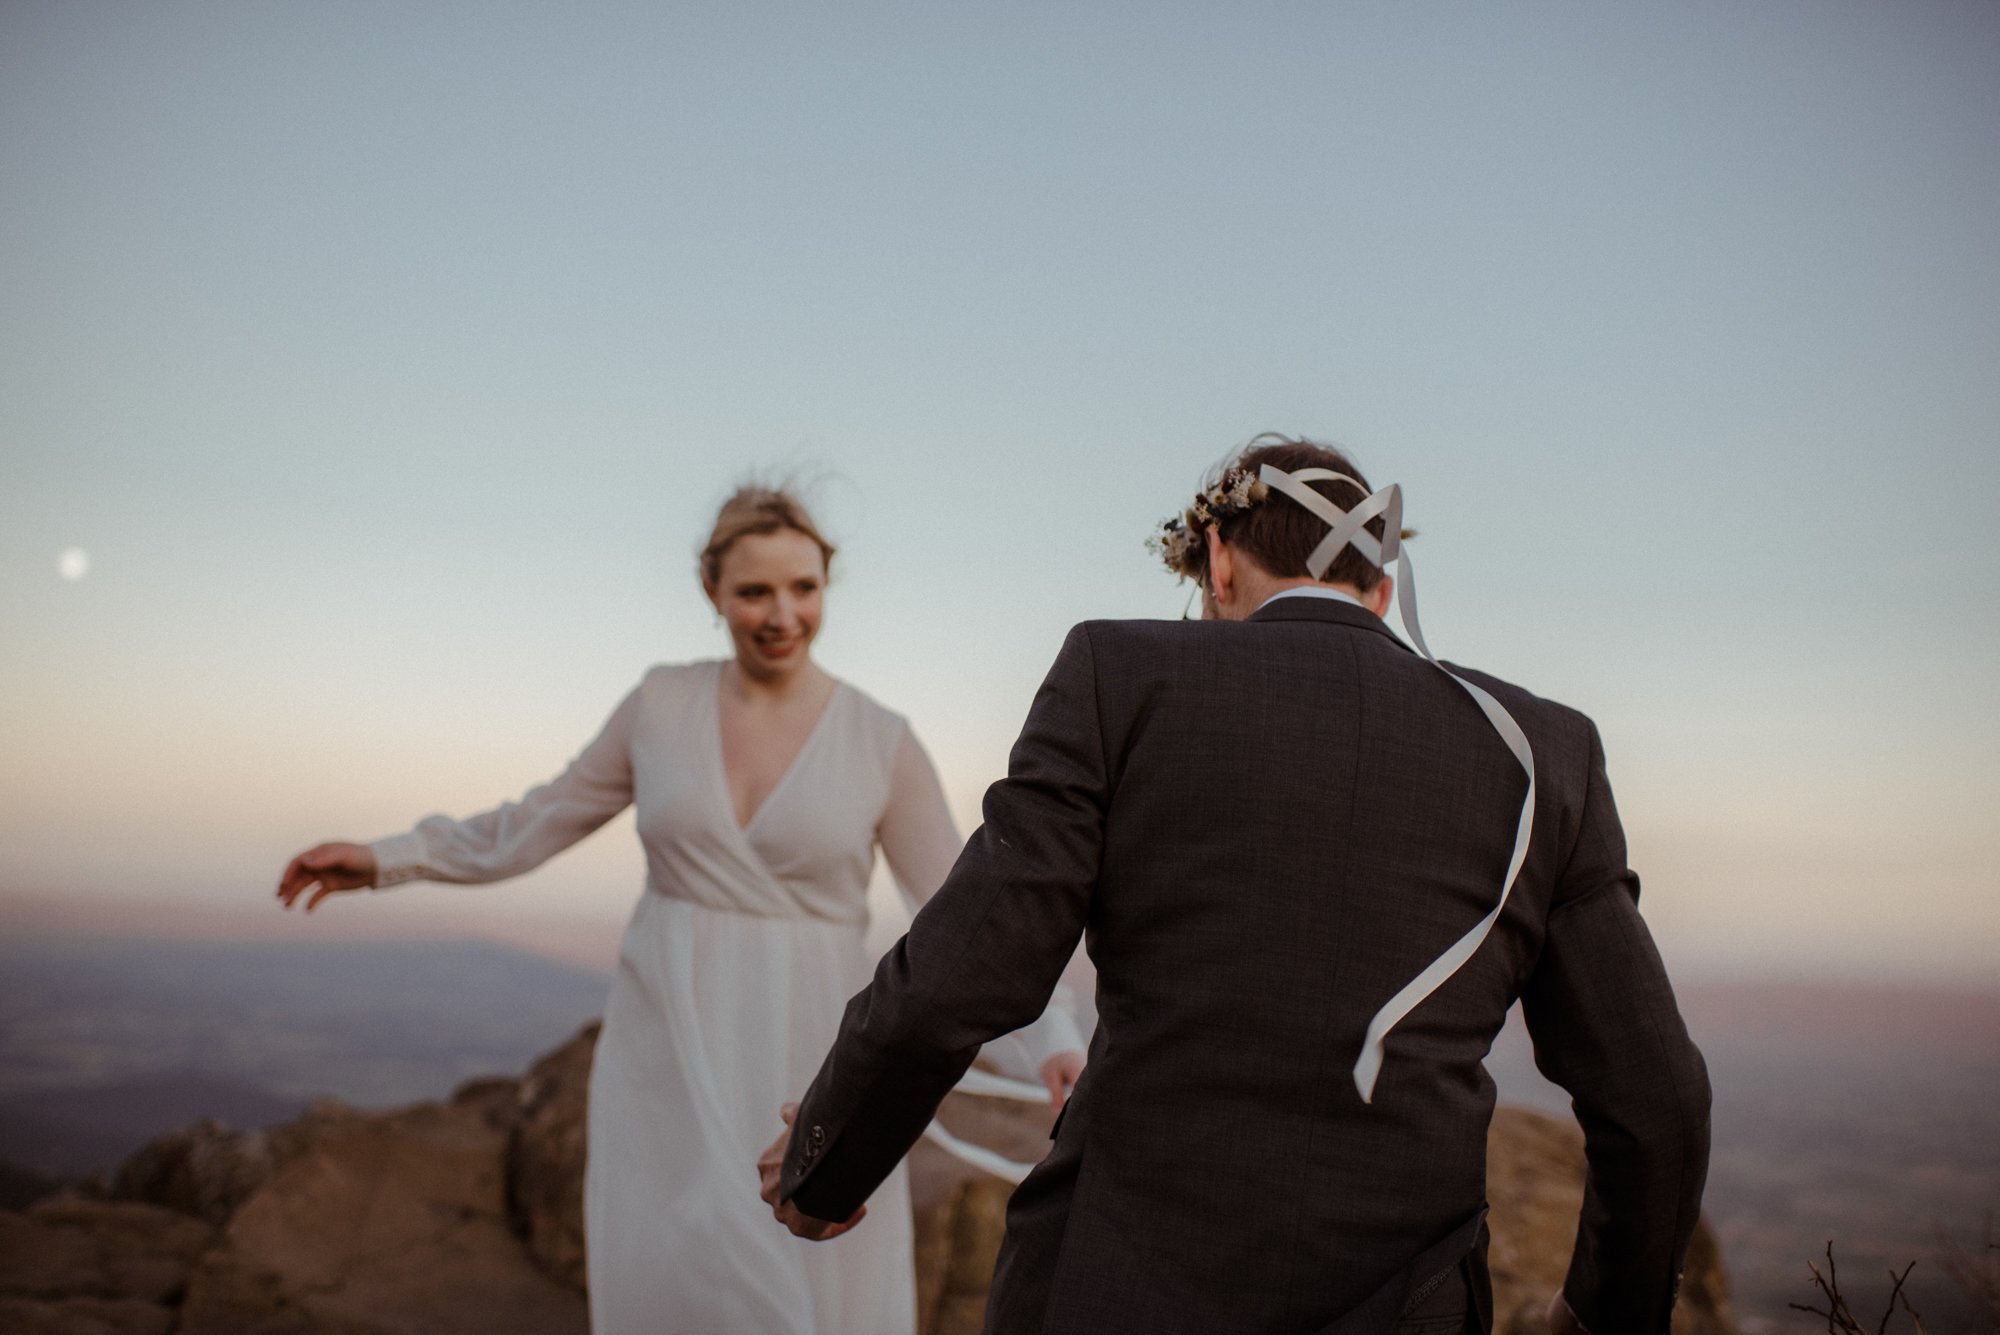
[58,548,90,581]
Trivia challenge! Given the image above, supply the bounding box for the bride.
[276,484,1085,1335]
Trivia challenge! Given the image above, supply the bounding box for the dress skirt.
[584,891,916,1335]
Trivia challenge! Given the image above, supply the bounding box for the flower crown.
[1145,466,1270,579]
[1148,463,1419,582]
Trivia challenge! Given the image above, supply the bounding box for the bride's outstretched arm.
[877,725,1087,1105]
[372,683,642,886]
[280,681,642,911]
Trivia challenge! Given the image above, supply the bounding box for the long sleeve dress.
[367,660,1082,1335]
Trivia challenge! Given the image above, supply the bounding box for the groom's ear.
[1203,529,1235,615]
[1365,573,1394,618]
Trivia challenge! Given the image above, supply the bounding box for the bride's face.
[707,528,828,683]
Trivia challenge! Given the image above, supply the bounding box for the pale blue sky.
[3,1,1996,980]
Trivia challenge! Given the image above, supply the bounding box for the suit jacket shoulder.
[1070,609,1605,864]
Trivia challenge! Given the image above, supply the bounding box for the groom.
[759,436,1710,1334]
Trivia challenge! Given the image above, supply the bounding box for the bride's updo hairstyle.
[699,484,838,592]
[1185,435,1389,592]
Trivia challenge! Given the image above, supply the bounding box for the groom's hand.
[758,1103,867,1242]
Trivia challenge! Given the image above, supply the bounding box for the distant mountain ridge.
[0,934,610,1178]
[0,1070,302,1184]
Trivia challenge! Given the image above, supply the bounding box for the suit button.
[809,1125,825,1147]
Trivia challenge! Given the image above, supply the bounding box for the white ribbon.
[1259,465,1537,1104]
[921,1069,1049,1184]
[913,465,1529,1182]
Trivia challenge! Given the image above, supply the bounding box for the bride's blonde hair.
[698,484,837,591]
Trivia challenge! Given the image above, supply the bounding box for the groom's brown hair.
[1211,434,1388,593]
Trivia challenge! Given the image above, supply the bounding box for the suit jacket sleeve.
[781,624,1107,1220]
[1521,721,1712,1335]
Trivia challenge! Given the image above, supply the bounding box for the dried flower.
[1148,466,1270,581]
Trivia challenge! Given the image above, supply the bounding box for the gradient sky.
[3,1,1996,981]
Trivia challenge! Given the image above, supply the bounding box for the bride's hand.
[277,842,378,912]
[1040,1051,1084,1111]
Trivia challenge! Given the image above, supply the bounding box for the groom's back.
[783,441,1707,1333]
[998,596,1600,1332]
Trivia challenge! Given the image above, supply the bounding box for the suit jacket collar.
[1245,593,1413,653]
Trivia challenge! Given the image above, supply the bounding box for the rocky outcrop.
[0,1197,214,1334]
[0,1024,1737,1334]
[0,1295,176,1335]
[174,1087,585,1335]
[112,1120,274,1228]
[507,1021,596,1292]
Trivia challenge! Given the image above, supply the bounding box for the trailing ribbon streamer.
[1258,465,1538,1104]
[921,1069,1050,1184]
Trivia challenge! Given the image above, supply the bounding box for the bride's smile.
[707,527,827,684]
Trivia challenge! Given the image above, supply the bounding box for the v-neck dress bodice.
[632,662,892,926]
[367,660,1079,1335]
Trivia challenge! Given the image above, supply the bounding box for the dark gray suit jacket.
[781,597,1711,1334]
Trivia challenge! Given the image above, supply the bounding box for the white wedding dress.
[369,660,1080,1335]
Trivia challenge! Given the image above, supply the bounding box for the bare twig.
[1790,1243,1926,1335]
[1880,1261,1923,1335]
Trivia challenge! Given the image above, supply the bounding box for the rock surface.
[507,1020,596,1292]
[174,1087,584,1335]
[113,1120,274,1227]
[0,1199,213,1304]
[0,1295,176,1335]
[0,1023,1738,1334]
[0,1198,213,1335]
